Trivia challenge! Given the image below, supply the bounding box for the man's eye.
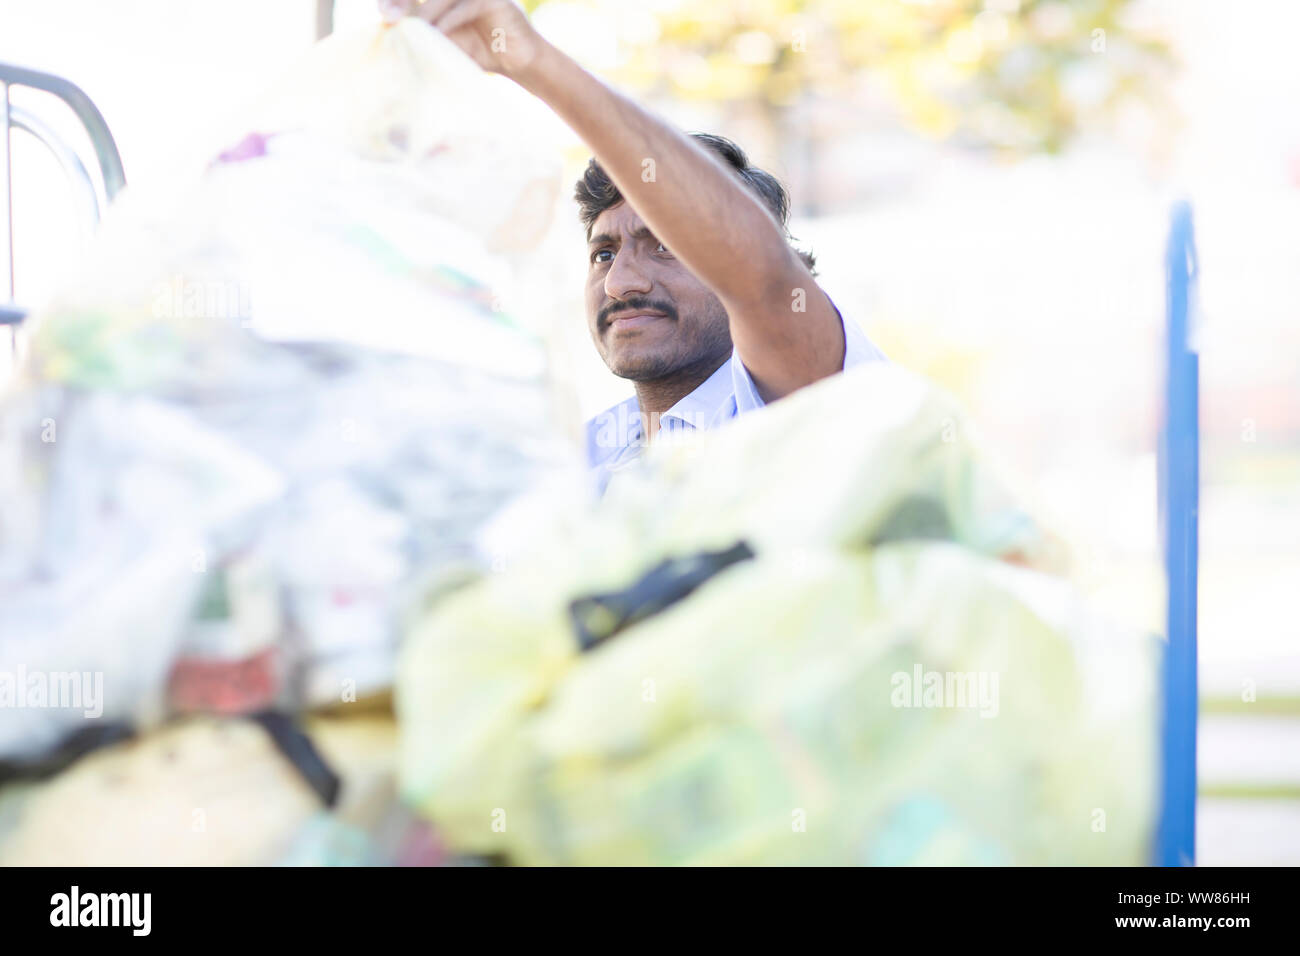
[655,242,671,255]
[591,249,613,264]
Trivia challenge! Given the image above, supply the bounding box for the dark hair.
[573,132,816,274]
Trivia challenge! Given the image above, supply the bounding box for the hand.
[380,0,545,79]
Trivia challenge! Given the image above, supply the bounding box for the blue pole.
[1156,201,1199,866]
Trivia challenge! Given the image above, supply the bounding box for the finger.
[433,0,495,37]
[413,0,461,26]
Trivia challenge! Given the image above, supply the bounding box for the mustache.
[598,296,678,331]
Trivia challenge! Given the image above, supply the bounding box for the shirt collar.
[588,355,737,473]
[659,357,735,432]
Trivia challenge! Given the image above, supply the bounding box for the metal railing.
[1,61,126,328]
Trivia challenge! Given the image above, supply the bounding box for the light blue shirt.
[585,307,887,486]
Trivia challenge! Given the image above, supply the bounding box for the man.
[386,0,886,483]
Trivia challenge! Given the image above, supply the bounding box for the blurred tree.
[523,0,1172,210]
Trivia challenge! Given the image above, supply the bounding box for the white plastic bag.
[0,20,573,758]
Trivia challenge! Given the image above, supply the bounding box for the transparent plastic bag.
[0,19,573,758]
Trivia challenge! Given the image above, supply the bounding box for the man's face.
[585,202,732,382]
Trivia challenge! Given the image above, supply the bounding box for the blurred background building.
[2,0,1297,863]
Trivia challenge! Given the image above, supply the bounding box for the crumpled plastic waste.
[0,18,574,761]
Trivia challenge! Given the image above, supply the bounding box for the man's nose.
[604,249,653,300]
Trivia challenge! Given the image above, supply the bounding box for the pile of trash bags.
[396,365,1160,865]
[0,21,572,864]
[0,21,1160,866]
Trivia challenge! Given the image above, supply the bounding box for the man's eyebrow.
[587,226,656,247]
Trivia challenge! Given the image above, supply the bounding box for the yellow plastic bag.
[399,543,1157,865]
[397,366,1156,864]
[0,715,406,866]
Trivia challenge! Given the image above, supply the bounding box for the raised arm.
[391,0,847,401]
